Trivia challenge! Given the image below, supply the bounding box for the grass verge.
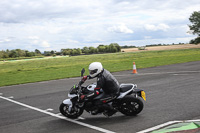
[0,48,200,87]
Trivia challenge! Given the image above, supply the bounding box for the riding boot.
[102,104,117,117]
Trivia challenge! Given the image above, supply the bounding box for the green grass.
[0,48,200,87]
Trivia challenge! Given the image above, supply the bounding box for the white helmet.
[89,62,103,78]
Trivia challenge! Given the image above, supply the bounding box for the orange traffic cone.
[132,62,137,74]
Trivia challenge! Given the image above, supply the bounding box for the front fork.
[63,97,84,112]
[63,99,73,112]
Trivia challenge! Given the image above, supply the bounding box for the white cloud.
[0,0,199,51]
[187,30,194,35]
[28,36,40,40]
[41,41,50,48]
[144,24,170,31]
[66,39,79,44]
[0,38,11,43]
[144,36,152,39]
[108,23,133,34]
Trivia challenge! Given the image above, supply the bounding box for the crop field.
[0,48,200,87]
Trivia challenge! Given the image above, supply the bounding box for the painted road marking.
[75,117,85,121]
[7,96,14,99]
[56,113,62,116]
[172,74,189,76]
[45,108,54,112]
[0,96,115,133]
[137,119,200,133]
[137,121,182,133]
[79,117,85,120]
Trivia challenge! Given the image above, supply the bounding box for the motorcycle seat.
[120,84,133,92]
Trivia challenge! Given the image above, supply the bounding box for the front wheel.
[59,103,84,119]
[118,95,144,116]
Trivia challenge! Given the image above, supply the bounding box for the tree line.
[0,43,121,59]
[61,43,121,56]
[0,49,42,59]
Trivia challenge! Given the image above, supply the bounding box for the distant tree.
[61,49,71,55]
[189,36,200,44]
[35,49,41,55]
[112,43,121,52]
[89,47,97,54]
[72,49,79,56]
[188,11,200,44]
[105,45,110,53]
[9,50,18,58]
[109,44,117,53]
[61,48,82,56]
[56,52,61,55]
[0,50,9,58]
[121,45,136,48]
[44,51,51,56]
[0,51,3,58]
[76,48,82,55]
[97,45,106,53]
[82,47,90,54]
[50,50,55,55]
[16,49,26,57]
[26,51,35,57]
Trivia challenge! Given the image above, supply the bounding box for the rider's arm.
[80,77,104,100]
[80,86,101,101]
[93,76,105,96]
[81,75,93,82]
[80,76,104,100]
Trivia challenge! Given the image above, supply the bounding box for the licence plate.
[141,91,146,101]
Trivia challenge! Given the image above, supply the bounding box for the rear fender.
[117,88,134,99]
[133,89,146,101]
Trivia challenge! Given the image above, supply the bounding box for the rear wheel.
[59,103,84,119]
[118,95,143,116]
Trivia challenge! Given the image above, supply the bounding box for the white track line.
[137,121,182,133]
[75,117,85,121]
[185,119,200,122]
[0,96,115,133]
[45,108,54,112]
[137,119,200,133]
[7,96,14,99]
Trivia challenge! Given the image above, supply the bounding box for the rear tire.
[118,95,144,116]
[59,103,83,119]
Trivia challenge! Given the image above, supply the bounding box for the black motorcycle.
[60,68,146,119]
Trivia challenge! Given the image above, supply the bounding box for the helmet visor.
[89,69,98,75]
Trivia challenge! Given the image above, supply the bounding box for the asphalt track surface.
[0,61,200,133]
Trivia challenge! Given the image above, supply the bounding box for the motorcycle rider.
[80,62,120,116]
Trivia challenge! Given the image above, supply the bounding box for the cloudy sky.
[0,0,199,52]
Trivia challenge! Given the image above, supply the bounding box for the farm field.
[0,48,200,87]
[121,44,200,52]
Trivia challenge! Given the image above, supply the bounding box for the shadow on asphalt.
[78,114,139,125]
[40,119,95,133]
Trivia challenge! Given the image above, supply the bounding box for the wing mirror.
[81,68,85,77]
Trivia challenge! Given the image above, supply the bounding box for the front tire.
[59,103,84,119]
[118,95,144,116]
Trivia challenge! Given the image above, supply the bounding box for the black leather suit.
[87,69,120,103]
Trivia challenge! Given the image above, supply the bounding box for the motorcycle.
[59,68,146,119]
